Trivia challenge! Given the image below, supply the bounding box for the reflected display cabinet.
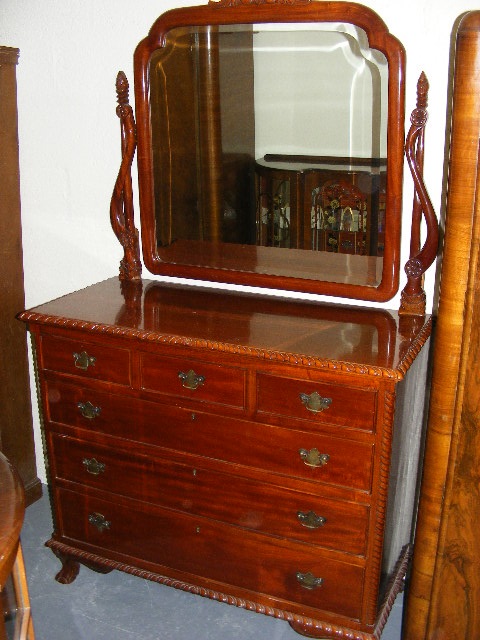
[19,1,439,639]
[255,155,386,255]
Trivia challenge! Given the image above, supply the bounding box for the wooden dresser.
[20,277,431,638]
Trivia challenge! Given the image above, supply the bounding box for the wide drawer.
[45,381,374,492]
[50,433,369,555]
[40,333,131,386]
[140,352,246,409]
[257,373,376,431]
[55,486,364,620]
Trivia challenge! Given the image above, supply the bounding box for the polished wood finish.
[400,72,439,316]
[0,453,24,588]
[110,72,142,282]
[132,1,407,302]
[0,46,41,506]
[20,277,431,639]
[0,452,35,640]
[14,3,437,636]
[404,11,480,638]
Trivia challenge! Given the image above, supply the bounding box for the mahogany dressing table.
[19,2,439,638]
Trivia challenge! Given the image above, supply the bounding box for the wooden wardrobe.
[0,46,41,505]
[404,11,480,638]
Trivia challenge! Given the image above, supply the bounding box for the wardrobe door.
[404,12,480,638]
[0,46,41,504]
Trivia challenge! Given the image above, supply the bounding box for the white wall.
[0,0,472,482]
[254,28,388,158]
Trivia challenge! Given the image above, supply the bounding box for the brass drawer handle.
[77,401,101,420]
[88,512,110,532]
[82,457,105,476]
[299,391,332,413]
[73,351,96,370]
[296,571,323,590]
[297,510,326,529]
[299,448,330,468]
[178,369,205,390]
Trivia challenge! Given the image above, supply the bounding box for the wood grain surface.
[404,11,480,639]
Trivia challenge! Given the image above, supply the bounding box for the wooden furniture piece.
[0,452,35,640]
[125,0,437,311]
[20,279,431,639]
[0,46,41,506]
[133,1,410,302]
[403,12,480,638]
[18,2,440,639]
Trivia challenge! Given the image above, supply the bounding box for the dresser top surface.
[20,278,431,379]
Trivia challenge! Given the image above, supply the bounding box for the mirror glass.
[134,3,405,301]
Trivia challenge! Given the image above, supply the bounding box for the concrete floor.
[19,487,403,640]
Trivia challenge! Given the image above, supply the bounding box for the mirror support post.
[399,73,439,316]
[110,71,142,282]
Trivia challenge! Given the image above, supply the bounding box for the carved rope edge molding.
[396,317,432,377]
[365,389,396,623]
[19,312,431,380]
[46,539,409,640]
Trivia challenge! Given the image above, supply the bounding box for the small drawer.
[50,433,369,556]
[45,381,374,492]
[40,333,131,386]
[56,486,364,620]
[257,373,376,431]
[140,352,246,409]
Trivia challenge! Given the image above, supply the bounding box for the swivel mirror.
[130,0,406,301]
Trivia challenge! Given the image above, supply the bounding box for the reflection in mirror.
[149,23,388,277]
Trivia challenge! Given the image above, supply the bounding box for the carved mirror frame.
[110,0,438,314]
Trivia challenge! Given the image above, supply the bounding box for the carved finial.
[116,71,129,107]
[410,72,429,128]
[416,71,429,110]
[399,72,439,316]
[111,71,142,282]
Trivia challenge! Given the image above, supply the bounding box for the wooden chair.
[0,452,34,640]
